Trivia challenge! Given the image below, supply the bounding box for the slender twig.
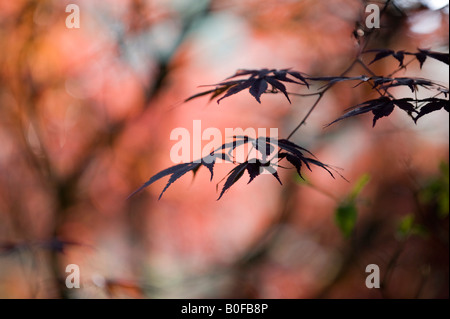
[301,180,339,201]
[286,91,322,97]
[380,240,406,298]
[286,59,359,140]
[286,0,400,141]
[387,57,416,78]
[286,92,325,140]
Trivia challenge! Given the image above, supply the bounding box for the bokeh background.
[0,0,448,298]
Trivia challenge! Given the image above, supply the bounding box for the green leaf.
[349,173,371,201]
[397,214,414,239]
[437,161,449,218]
[294,173,309,184]
[419,161,449,218]
[396,214,428,240]
[335,202,358,238]
[334,174,370,238]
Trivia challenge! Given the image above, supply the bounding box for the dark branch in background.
[0,1,213,298]
[143,4,212,102]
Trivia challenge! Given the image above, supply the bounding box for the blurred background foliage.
[0,0,448,298]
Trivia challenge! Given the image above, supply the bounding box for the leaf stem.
[286,59,358,140]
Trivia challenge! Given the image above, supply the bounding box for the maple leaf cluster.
[129,48,448,200]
